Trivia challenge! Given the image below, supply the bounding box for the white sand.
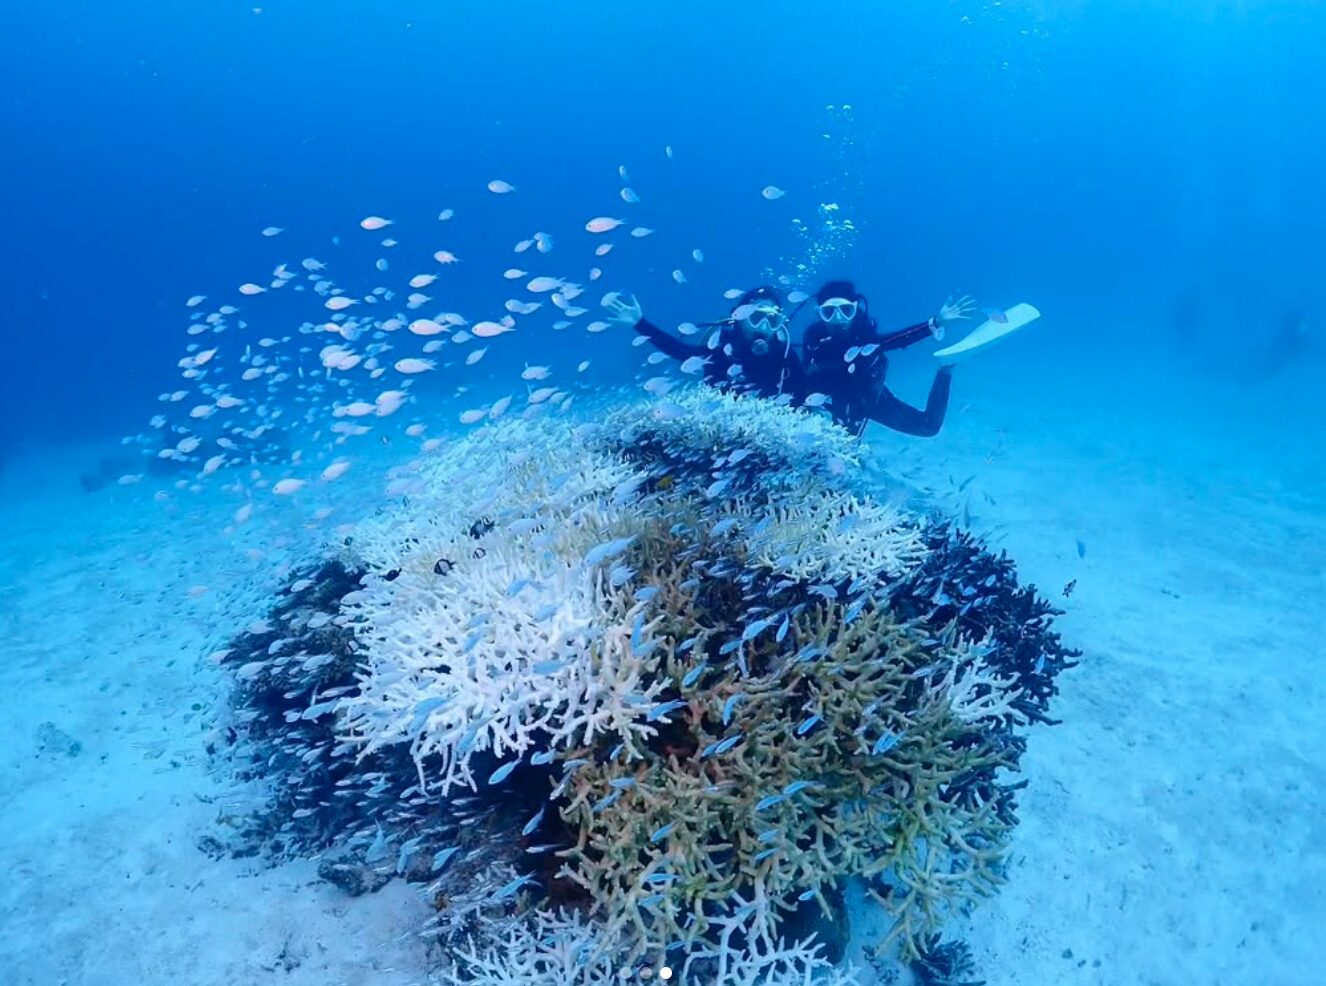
[2,361,1322,984]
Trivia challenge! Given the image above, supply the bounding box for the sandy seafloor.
[2,349,1323,986]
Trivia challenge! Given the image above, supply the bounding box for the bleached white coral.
[606,385,861,485]
[435,910,619,986]
[923,635,1028,727]
[738,486,927,584]
[337,416,675,794]
[436,908,865,986]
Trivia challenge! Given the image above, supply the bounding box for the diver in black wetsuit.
[800,280,976,437]
[603,286,806,401]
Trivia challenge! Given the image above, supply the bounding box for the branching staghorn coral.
[215,385,1074,983]
[554,595,1022,965]
[438,908,863,986]
[738,487,927,585]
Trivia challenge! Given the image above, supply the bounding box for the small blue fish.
[796,714,821,736]
[525,843,561,854]
[719,639,742,655]
[643,872,675,885]
[494,874,536,900]
[714,733,743,755]
[803,392,830,408]
[680,355,710,375]
[609,563,635,587]
[776,616,790,642]
[592,791,622,813]
[522,804,546,835]
[797,889,816,902]
[741,618,774,642]
[531,749,556,765]
[585,536,635,567]
[488,760,521,785]
[872,731,901,755]
[363,824,388,862]
[647,699,687,722]
[700,740,721,760]
[754,794,786,812]
[650,822,677,843]
[782,780,817,796]
[723,694,743,725]
[711,517,739,536]
[432,846,461,872]
[409,697,447,731]
[609,777,636,790]
[458,721,484,753]
[757,828,779,843]
[507,577,532,597]
[753,848,776,862]
[634,586,660,603]
[681,663,706,688]
[640,893,667,908]
[729,448,750,463]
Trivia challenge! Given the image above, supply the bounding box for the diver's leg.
[919,365,954,434]
[867,367,952,438]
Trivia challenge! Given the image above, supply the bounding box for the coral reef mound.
[214,388,1076,983]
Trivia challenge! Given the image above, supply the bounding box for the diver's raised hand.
[937,294,978,329]
[938,292,981,323]
[602,291,643,327]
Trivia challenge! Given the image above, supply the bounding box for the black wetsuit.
[634,317,805,401]
[802,317,952,437]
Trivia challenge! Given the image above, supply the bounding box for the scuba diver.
[799,280,976,437]
[603,286,806,401]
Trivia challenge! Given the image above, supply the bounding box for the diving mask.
[741,304,786,334]
[817,297,858,324]
[741,305,787,356]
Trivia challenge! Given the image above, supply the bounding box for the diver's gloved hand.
[602,291,643,327]
[933,294,978,337]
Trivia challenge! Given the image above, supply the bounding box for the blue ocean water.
[2,3,1324,985]
[4,0,1322,452]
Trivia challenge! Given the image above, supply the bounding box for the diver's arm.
[877,295,979,351]
[865,366,953,438]
[875,320,938,352]
[634,317,708,362]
